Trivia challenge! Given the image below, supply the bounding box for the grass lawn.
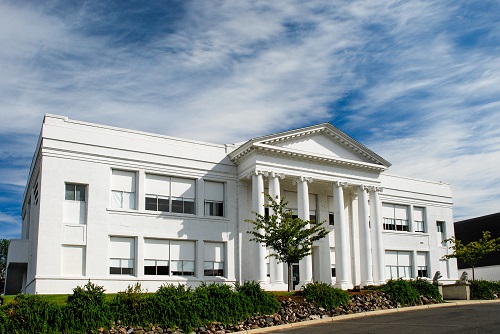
[2,293,119,305]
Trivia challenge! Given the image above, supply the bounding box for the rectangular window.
[170,240,196,276]
[417,252,428,278]
[65,183,86,201]
[385,250,412,278]
[414,207,426,233]
[144,238,170,276]
[145,175,196,214]
[330,248,336,277]
[111,170,136,210]
[328,196,335,226]
[437,221,446,245]
[204,181,224,217]
[204,242,225,277]
[383,203,409,231]
[109,237,135,275]
[283,191,317,223]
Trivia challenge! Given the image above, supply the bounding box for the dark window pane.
[145,197,158,211]
[204,269,215,276]
[171,199,183,213]
[184,200,195,214]
[215,202,224,216]
[329,213,335,226]
[75,185,86,201]
[309,215,316,224]
[157,265,169,275]
[157,198,169,212]
[65,184,75,200]
[121,267,134,275]
[144,266,156,275]
[215,269,224,276]
[183,271,195,276]
[171,271,182,276]
[110,267,121,275]
[331,268,336,277]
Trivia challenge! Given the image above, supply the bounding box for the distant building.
[454,212,500,280]
[4,114,458,294]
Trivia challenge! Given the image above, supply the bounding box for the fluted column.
[268,172,285,285]
[369,187,385,285]
[297,176,313,286]
[358,185,374,286]
[251,170,267,283]
[333,181,352,289]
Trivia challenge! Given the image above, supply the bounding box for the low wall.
[439,284,470,300]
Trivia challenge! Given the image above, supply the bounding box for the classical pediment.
[229,123,391,171]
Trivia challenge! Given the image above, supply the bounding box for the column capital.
[367,186,383,193]
[247,169,269,179]
[294,176,312,185]
[334,181,348,188]
[269,171,285,179]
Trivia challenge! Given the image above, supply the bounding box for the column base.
[334,281,353,290]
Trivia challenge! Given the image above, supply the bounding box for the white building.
[4,114,458,294]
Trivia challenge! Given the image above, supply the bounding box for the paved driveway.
[262,302,500,334]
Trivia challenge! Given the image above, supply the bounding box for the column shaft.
[369,189,385,284]
[333,182,352,289]
[268,173,284,285]
[358,186,373,286]
[297,177,313,285]
[252,172,267,283]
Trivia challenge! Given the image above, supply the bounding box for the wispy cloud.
[0,0,499,237]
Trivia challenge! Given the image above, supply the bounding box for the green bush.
[110,283,153,328]
[380,279,420,306]
[235,281,281,315]
[149,284,197,331]
[64,281,111,332]
[193,283,246,325]
[301,282,350,309]
[408,278,442,301]
[0,294,63,333]
[470,280,497,300]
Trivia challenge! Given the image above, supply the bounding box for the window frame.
[65,183,86,202]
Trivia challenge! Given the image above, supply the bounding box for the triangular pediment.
[229,123,391,170]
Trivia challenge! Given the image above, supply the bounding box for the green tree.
[442,231,500,280]
[246,195,330,291]
[0,238,10,280]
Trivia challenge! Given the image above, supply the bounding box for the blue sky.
[1,0,499,239]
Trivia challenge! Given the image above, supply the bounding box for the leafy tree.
[442,231,500,280]
[246,195,330,291]
[0,238,10,280]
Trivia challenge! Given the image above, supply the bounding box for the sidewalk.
[246,299,500,334]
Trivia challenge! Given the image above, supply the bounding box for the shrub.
[408,278,442,301]
[110,283,153,328]
[149,284,197,331]
[301,282,350,309]
[193,283,246,325]
[0,294,63,333]
[64,280,111,332]
[235,281,281,315]
[380,279,420,306]
[470,280,496,300]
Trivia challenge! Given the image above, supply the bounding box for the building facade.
[4,115,458,294]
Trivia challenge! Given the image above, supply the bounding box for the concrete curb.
[244,299,500,333]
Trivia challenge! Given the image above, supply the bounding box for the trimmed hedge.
[302,282,350,309]
[470,280,500,300]
[0,281,280,333]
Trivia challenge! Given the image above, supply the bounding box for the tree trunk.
[287,262,293,292]
[472,265,475,280]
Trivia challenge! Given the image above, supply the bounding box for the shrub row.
[470,280,500,300]
[379,278,443,306]
[302,282,350,309]
[0,281,280,333]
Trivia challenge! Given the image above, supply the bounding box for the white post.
[358,185,373,286]
[252,171,268,283]
[297,176,313,286]
[369,188,386,285]
[268,172,285,286]
[333,181,352,289]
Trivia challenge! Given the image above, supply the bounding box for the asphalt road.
[264,303,500,334]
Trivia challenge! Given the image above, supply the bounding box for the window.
[437,221,446,245]
[111,170,136,209]
[383,203,409,231]
[109,237,135,275]
[65,184,86,201]
[283,191,316,223]
[145,175,195,214]
[414,207,426,233]
[204,242,225,277]
[330,248,336,277]
[417,252,428,278]
[385,250,412,278]
[64,183,87,224]
[328,196,335,226]
[204,181,224,217]
[144,239,169,275]
[170,240,196,276]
